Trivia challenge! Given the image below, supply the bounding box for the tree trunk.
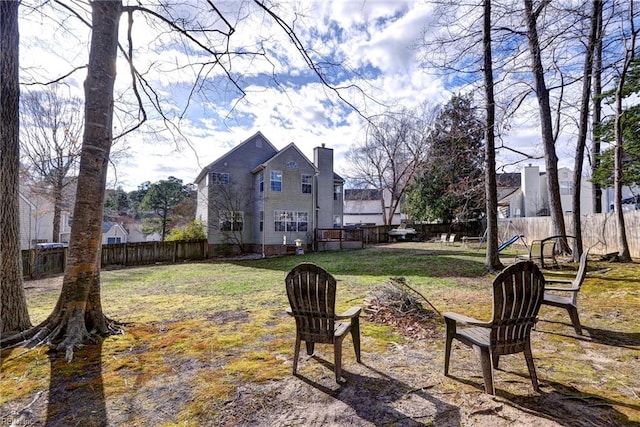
[611,3,635,263]
[0,0,32,335]
[483,0,503,272]
[1,1,124,355]
[591,2,603,214]
[572,0,601,260]
[524,0,567,240]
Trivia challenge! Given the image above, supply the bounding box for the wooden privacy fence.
[498,210,640,258]
[22,239,208,279]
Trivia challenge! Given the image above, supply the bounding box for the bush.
[166,220,206,241]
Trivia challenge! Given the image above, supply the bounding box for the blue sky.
[18,0,591,191]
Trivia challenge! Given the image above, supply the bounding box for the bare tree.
[609,3,638,263]
[570,0,602,260]
[208,181,253,254]
[347,105,435,226]
[2,0,369,355]
[482,0,503,272]
[1,0,32,334]
[524,0,567,242]
[21,86,82,243]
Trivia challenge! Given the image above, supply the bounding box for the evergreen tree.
[407,94,485,223]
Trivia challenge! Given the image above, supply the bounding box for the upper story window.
[302,174,312,194]
[212,172,229,185]
[258,171,264,193]
[271,170,282,192]
[287,160,298,168]
[334,184,342,200]
[560,180,572,196]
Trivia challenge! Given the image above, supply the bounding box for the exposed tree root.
[0,313,124,361]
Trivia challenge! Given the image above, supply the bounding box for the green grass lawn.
[1,242,639,426]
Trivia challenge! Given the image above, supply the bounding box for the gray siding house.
[195,131,344,255]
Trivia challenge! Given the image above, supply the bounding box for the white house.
[102,221,128,245]
[18,187,72,249]
[343,189,406,226]
[497,164,638,218]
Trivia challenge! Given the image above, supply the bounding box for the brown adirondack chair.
[541,248,589,335]
[285,263,362,382]
[444,261,546,395]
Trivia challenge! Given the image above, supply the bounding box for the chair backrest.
[440,233,448,243]
[285,263,337,344]
[490,261,545,355]
[448,234,456,243]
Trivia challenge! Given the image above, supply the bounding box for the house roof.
[194,131,278,183]
[345,189,382,200]
[496,172,521,187]
[251,142,317,174]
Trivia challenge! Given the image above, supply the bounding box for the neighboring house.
[497,164,638,218]
[18,187,72,250]
[195,131,344,255]
[102,221,128,245]
[126,223,161,243]
[343,189,406,226]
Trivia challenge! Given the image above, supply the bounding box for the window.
[333,215,342,228]
[274,210,289,232]
[258,171,264,192]
[212,172,229,185]
[220,211,244,231]
[302,174,312,194]
[107,237,122,244]
[259,211,263,232]
[271,170,282,192]
[296,212,308,232]
[560,180,572,196]
[274,210,308,232]
[334,184,342,200]
[286,160,298,168]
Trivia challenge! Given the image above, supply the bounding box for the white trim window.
[302,174,312,194]
[212,172,229,185]
[258,171,264,192]
[270,170,282,192]
[275,210,308,232]
[220,211,244,231]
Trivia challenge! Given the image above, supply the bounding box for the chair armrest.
[443,311,490,327]
[545,286,580,292]
[545,278,572,285]
[336,306,362,319]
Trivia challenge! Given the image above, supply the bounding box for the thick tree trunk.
[2,1,124,355]
[483,0,503,272]
[572,0,601,260]
[54,0,124,354]
[0,0,32,334]
[524,0,567,240]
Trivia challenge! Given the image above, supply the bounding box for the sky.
[18,0,597,191]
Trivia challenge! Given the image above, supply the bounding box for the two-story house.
[195,131,344,256]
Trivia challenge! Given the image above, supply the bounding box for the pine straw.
[364,277,442,340]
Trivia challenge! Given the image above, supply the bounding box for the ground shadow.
[46,340,106,427]
[295,357,462,426]
[446,370,640,426]
[537,322,640,349]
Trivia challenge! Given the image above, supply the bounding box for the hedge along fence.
[22,239,208,279]
[499,210,640,258]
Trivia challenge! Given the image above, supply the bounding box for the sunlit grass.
[1,241,638,424]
